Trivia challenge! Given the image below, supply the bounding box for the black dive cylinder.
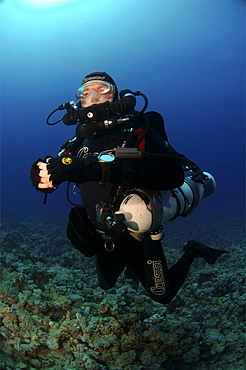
[62,94,136,126]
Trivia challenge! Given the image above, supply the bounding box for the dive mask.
[76,81,115,99]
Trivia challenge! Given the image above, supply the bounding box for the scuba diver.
[30,72,229,304]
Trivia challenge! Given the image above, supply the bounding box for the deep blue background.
[1,0,245,221]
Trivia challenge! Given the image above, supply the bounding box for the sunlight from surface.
[19,0,70,10]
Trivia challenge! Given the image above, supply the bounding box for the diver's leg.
[162,240,230,303]
[138,239,196,304]
[95,241,127,290]
[142,238,172,302]
[127,237,199,304]
[125,237,230,304]
[67,207,104,257]
[161,249,196,303]
[127,237,172,303]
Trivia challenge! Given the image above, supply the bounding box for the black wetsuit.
[67,111,196,304]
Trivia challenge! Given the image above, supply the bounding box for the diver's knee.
[99,283,114,291]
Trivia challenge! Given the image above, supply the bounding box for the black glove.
[47,155,101,186]
[30,158,56,193]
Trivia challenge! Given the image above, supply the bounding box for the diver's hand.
[30,158,57,193]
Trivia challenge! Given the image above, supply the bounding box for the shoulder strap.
[144,111,168,141]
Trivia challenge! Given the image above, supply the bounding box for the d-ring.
[104,239,115,252]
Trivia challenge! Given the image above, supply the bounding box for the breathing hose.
[46,91,138,126]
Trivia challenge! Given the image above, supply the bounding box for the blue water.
[1,0,245,221]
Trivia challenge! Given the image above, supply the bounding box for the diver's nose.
[90,89,99,102]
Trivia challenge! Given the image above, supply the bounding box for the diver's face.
[78,82,115,108]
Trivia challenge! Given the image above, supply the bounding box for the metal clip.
[104,239,115,252]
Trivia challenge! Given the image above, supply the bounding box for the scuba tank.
[114,172,216,240]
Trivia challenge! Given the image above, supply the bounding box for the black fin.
[183,240,230,265]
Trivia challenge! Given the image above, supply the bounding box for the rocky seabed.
[0,212,245,370]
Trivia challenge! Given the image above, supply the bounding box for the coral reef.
[0,212,245,370]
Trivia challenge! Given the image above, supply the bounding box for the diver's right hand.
[30,158,57,193]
